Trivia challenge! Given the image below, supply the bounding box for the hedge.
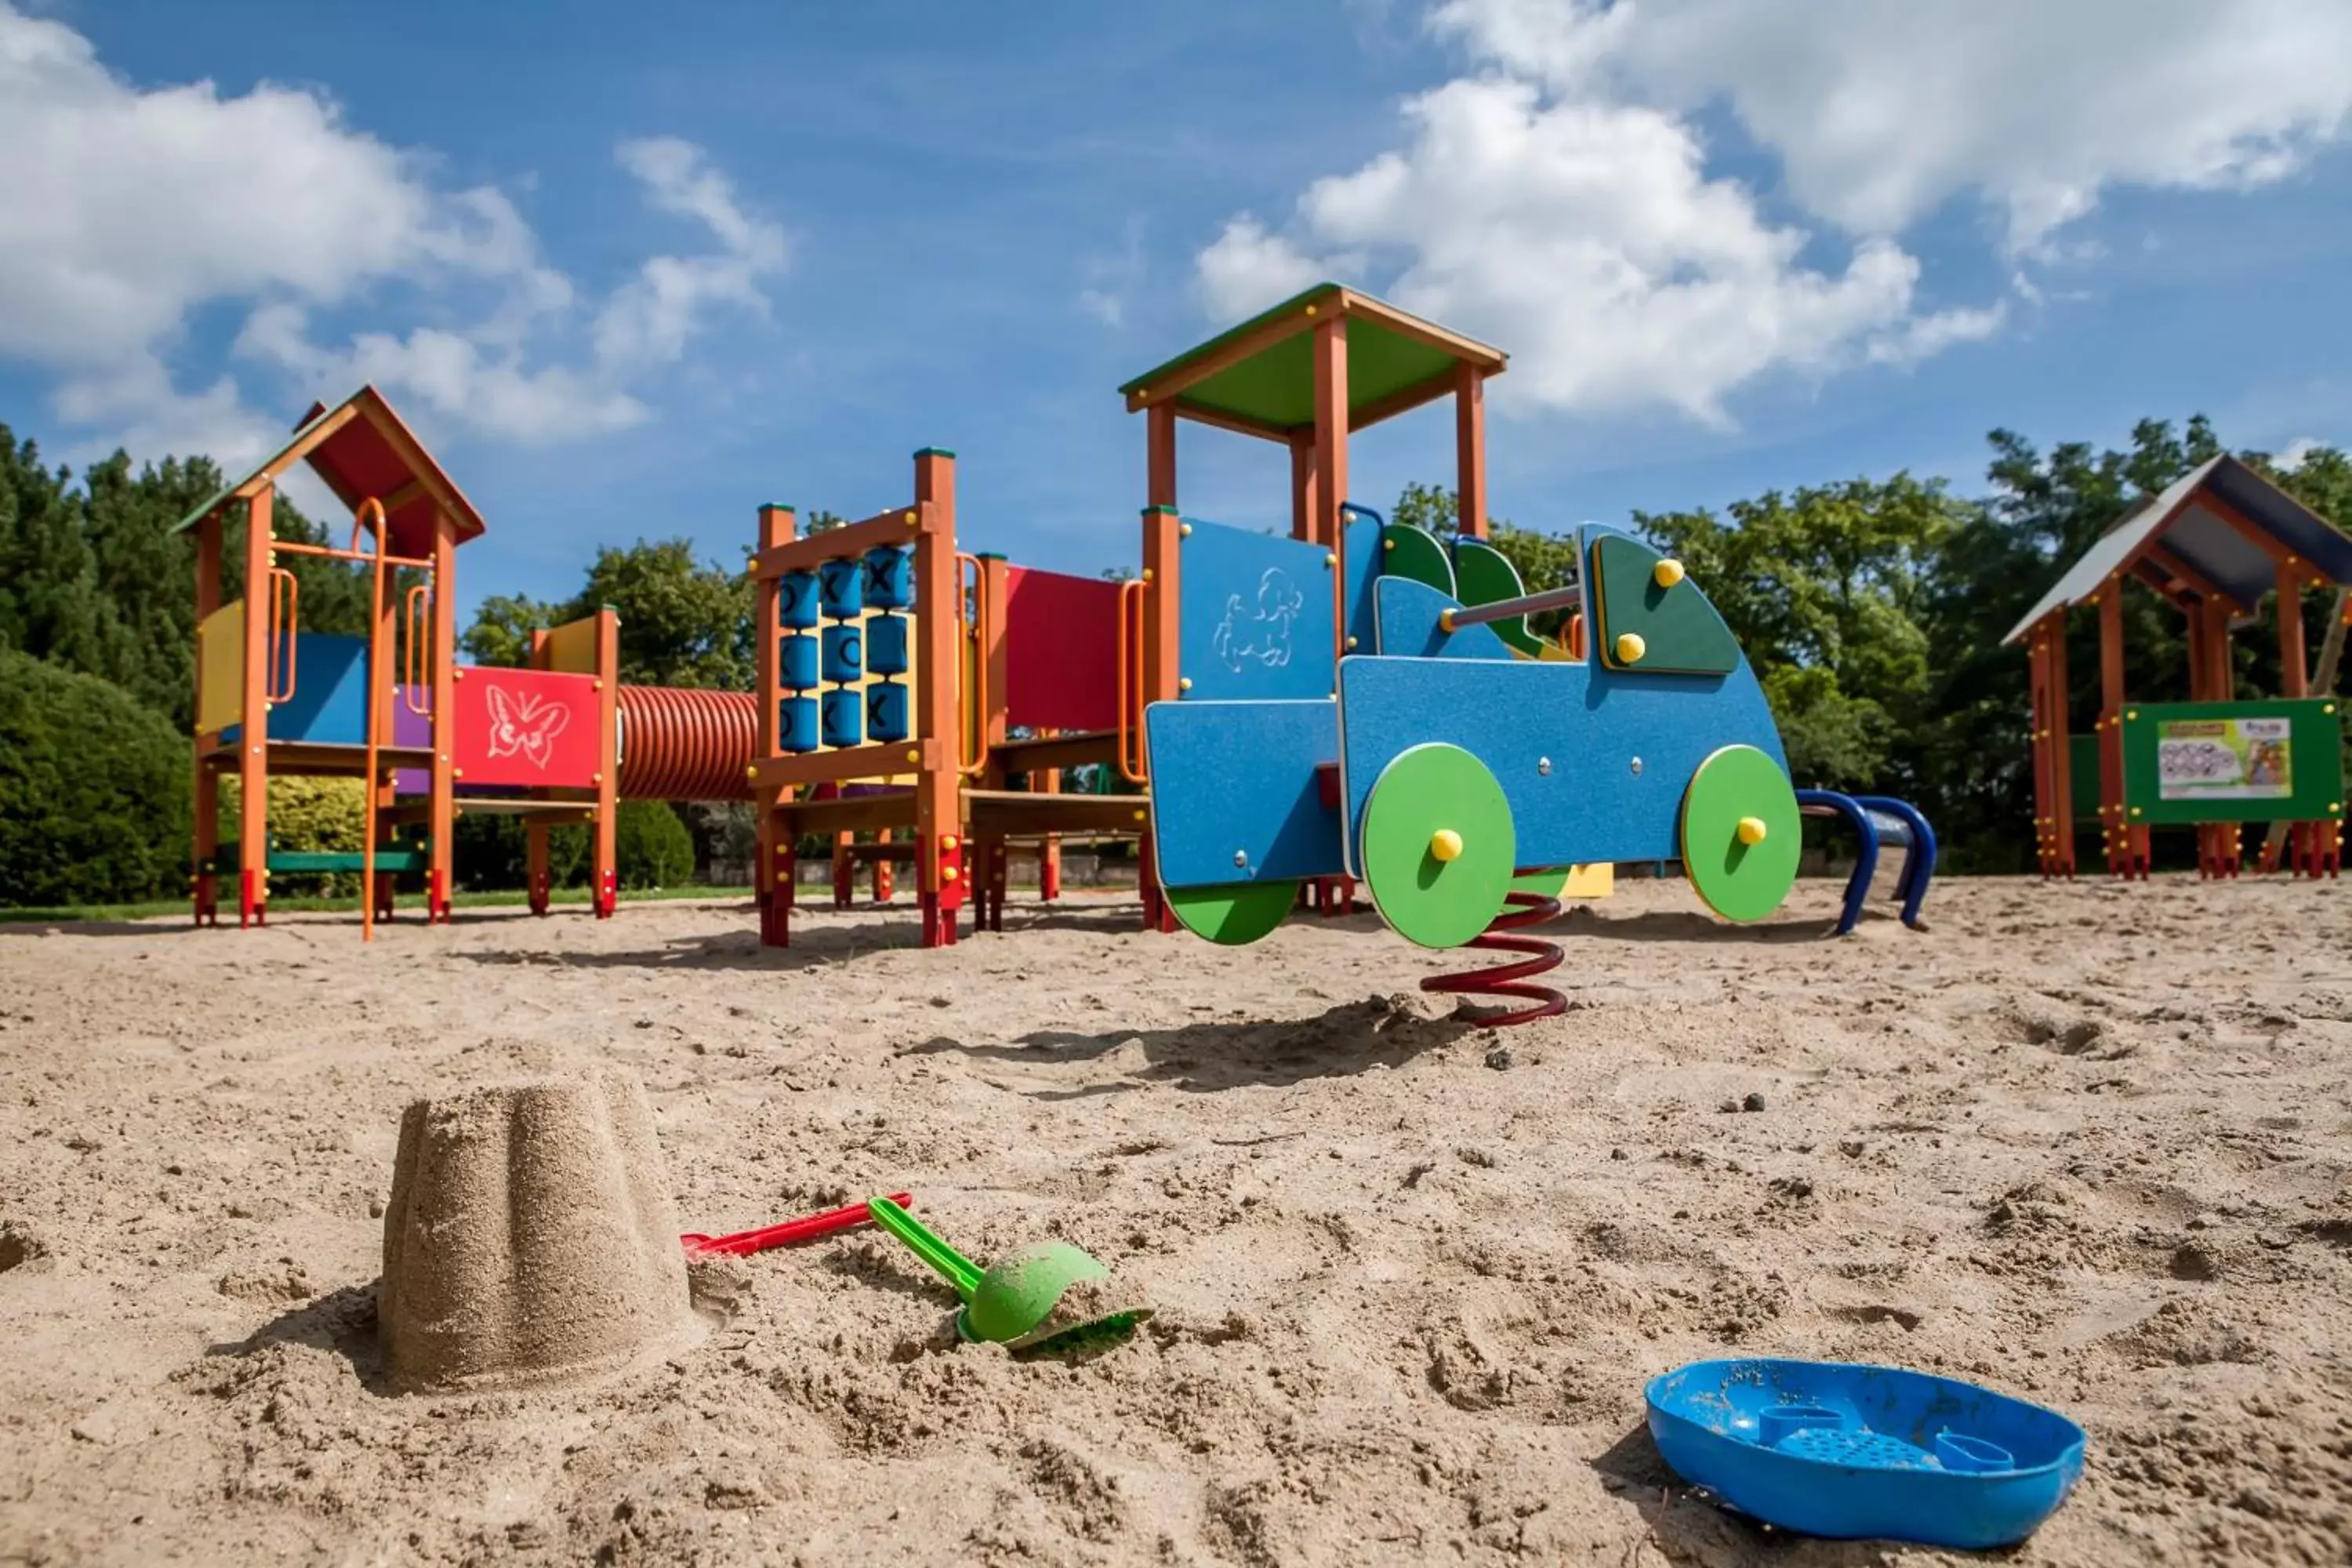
[0,648,191,906]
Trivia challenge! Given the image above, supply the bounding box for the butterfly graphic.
[484,685,572,771]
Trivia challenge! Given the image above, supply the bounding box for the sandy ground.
[1,874,2348,1566]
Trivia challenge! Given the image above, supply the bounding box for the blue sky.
[4,0,2351,626]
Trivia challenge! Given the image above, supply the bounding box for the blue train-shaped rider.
[1141,514,1803,948]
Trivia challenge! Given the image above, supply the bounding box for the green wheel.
[1166,880,1299,946]
[1510,866,1572,900]
[1679,744,1801,923]
[1359,743,1515,949]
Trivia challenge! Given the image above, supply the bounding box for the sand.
[379,1066,700,1394]
[0,875,2347,1565]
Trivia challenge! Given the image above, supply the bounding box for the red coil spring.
[1419,891,1568,1026]
[616,685,760,801]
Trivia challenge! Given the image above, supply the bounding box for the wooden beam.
[752,739,945,792]
[1124,305,1320,413]
[1147,405,1178,510]
[2142,540,2245,612]
[989,729,1119,771]
[774,789,921,837]
[1289,437,1316,541]
[1456,362,1488,540]
[2129,559,2197,609]
[234,402,362,499]
[967,790,1153,838]
[750,509,926,579]
[1334,289,1508,373]
[1336,369,1461,436]
[1171,401,1298,444]
[2194,491,2299,569]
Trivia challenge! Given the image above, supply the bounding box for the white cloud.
[0,2,786,466]
[1199,77,1998,426]
[1200,0,2352,426]
[1432,0,2352,257]
[1073,213,1152,331]
[2280,437,2332,470]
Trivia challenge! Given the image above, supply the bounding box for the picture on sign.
[2155,717,2292,801]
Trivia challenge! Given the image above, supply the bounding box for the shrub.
[0,648,191,906]
[615,799,692,890]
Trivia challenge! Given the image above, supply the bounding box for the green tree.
[0,648,192,906]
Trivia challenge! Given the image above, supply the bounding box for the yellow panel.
[1563,862,1613,899]
[542,616,599,674]
[196,599,245,735]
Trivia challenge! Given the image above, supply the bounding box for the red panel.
[455,668,604,789]
[1004,566,1123,731]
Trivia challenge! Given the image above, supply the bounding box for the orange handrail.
[347,495,386,556]
[1115,577,1148,784]
[955,552,989,777]
[402,585,432,717]
[265,566,299,702]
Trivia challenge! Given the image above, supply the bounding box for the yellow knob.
[1429,829,1464,863]
[1615,632,1646,664]
[1653,559,1686,588]
[1736,816,1768,845]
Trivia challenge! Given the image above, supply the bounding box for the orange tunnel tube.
[616,684,758,802]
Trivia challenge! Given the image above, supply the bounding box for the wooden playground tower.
[1119,282,1509,926]
[2009,455,2352,879]
[180,387,624,938]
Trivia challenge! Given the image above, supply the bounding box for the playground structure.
[2006,456,2352,880]
[180,283,1940,959]
[1116,283,1932,1015]
[180,391,1150,943]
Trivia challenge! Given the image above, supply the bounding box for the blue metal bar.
[1855,795,1936,930]
[1796,789,1878,937]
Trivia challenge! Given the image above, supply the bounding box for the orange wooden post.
[753,503,796,945]
[1308,315,1348,550]
[2096,583,2131,877]
[913,449,965,947]
[1147,405,1177,513]
[593,606,619,916]
[1138,506,1183,933]
[1455,361,1487,540]
[360,507,393,943]
[1290,437,1317,543]
[2029,622,2053,875]
[427,506,459,921]
[524,627,554,914]
[193,513,223,926]
[2049,612,2074,877]
[2203,597,2237,875]
[2274,557,2313,877]
[978,554,1014,932]
[238,488,274,926]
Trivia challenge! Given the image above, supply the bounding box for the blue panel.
[1142,698,1345,889]
[1335,655,1788,877]
[818,557,865,619]
[780,572,821,630]
[220,633,371,747]
[866,613,909,676]
[866,681,910,742]
[1341,506,1384,657]
[821,622,864,683]
[779,633,819,690]
[1176,517,1337,702]
[779,697,819,753]
[1373,577,1516,661]
[820,688,863,748]
[862,546,914,609]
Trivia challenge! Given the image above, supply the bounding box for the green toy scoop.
[866,1197,1153,1352]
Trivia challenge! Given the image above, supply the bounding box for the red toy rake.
[681,1192,913,1258]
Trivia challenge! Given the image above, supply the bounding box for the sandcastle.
[379,1065,699,1394]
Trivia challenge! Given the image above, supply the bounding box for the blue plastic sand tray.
[1645,1358,2086,1549]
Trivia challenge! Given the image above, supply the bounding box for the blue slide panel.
[1175,517,1337,702]
[1142,697,1346,889]
[1335,655,1787,877]
[1373,576,1518,661]
[1341,506,1384,659]
[219,633,372,747]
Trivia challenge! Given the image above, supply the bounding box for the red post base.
[593,869,617,920]
[528,868,551,916]
[427,868,453,924]
[759,842,796,948]
[240,869,263,928]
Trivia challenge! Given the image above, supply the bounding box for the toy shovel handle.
[868,1196,982,1302]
